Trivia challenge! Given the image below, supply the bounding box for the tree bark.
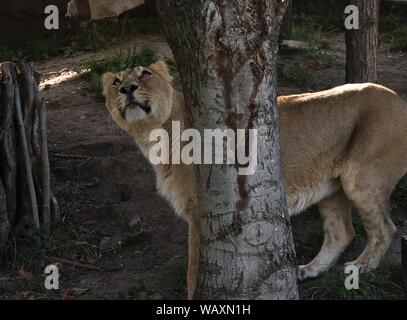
[345,0,380,83]
[157,0,298,299]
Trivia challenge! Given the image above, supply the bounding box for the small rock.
[128,215,141,227]
[99,236,112,251]
[128,279,147,299]
[117,183,133,201]
[123,231,149,247]
[102,262,125,272]
[99,235,123,252]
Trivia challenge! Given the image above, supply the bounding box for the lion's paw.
[297,265,320,281]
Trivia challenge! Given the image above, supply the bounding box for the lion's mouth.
[125,99,151,114]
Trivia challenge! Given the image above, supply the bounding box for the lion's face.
[103,60,174,130]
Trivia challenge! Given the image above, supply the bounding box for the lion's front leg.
[187,218,200,299]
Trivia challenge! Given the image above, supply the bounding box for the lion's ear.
[102,72,116,97]
[149,60,173,83]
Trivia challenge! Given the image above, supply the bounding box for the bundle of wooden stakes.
[0,62,60,264]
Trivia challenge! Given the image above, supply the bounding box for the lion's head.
[103,60,174,131]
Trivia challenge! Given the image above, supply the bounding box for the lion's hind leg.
[340,168,397,273]
[298,189,355,281]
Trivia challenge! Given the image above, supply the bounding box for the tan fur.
[103,61,199,298]
[278,83,407,279]
[103,61,407,295]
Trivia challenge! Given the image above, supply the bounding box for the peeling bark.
[158,0,298,299]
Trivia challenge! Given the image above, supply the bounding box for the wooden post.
[0,61,59,261]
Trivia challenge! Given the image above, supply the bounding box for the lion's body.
[103,61,407,297]
[279,83,407,216]
[278,83,407,279]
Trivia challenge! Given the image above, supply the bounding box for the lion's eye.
[112,78,122,87]
[140,70,153,80]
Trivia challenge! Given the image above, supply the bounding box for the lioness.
[103,60,407,298]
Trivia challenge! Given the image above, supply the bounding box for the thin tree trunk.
[345,0,380,83]
[14,85,40,229]
[39,99,51,230]
[280,0,293,40]
[157,0,298,299]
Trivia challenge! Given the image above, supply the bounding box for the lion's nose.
[119,84,138,95]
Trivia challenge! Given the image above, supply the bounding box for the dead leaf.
[63,288,90,300]
[63,290,74,300]
[20,291,34,299]
[86,256,97,264]
[16,267,32,280]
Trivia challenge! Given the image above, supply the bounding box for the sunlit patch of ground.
[40,69,81,90]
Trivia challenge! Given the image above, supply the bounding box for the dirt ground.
[1,32,406,300]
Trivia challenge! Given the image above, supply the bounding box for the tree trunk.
[157,0,298,299]
[345,0,380,83]
[280,0,293,40]
[0,62,59,262]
